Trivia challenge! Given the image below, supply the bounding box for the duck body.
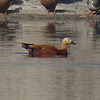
[0,0,11,14]
[22,38,76,58]
[22,44,67,57]
[87,0,100,15]
[40,0,57,13]
[32,45,67,57]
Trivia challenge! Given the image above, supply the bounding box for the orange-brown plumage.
[22,38,76,58]
[0,0,11,14]
[40,0,57,13]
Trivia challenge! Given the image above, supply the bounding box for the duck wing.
[28,45,59,57]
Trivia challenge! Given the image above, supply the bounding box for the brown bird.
[22,38,76,58]
[0,0,12,15]
[87,0,100,15]
[40,0,57,14]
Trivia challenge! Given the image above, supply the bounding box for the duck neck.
[61,43,67,50]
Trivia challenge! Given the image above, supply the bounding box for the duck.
[0,0,12,15]
[22,38,76,58]
[87,0,100,15]
[40,0,57,14]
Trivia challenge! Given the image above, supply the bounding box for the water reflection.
[0,18,100,100]
[0,18,19,46]
[88,20,100,35]
[41,20,78,40]
[41,21,57,39]
[43,21,56,34]
[0,19,8,43]
[87,20,100,54]
[0,18,100,61]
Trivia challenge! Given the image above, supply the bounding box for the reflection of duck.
[0,0,12,14]
[87,0,100,15]
[88,20,100,34]
[0,20,9,43]
[44,22,56,33]
[40,0,57,14]
[22,38,76,58]
[88,20,98,26]
[0,19,17,44]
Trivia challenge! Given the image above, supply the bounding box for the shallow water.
[0,18,100,100]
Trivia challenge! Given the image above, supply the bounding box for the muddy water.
[0,18,100,100]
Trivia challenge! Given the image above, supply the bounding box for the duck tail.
[22,42,34,49]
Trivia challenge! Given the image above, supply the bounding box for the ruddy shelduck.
[22,38,76,58]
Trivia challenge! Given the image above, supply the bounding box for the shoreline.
[0,0,100,20]
[1,13,100,20]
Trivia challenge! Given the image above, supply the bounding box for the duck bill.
[71,41,76,45]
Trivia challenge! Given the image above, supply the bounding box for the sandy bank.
[1,0,100,19]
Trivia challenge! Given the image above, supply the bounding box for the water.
[0,17,100,100]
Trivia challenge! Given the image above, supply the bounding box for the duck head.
[61,38,76,49]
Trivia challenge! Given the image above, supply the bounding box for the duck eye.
[68,39,70,41]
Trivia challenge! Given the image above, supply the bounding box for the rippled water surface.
[0,18,100,100]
